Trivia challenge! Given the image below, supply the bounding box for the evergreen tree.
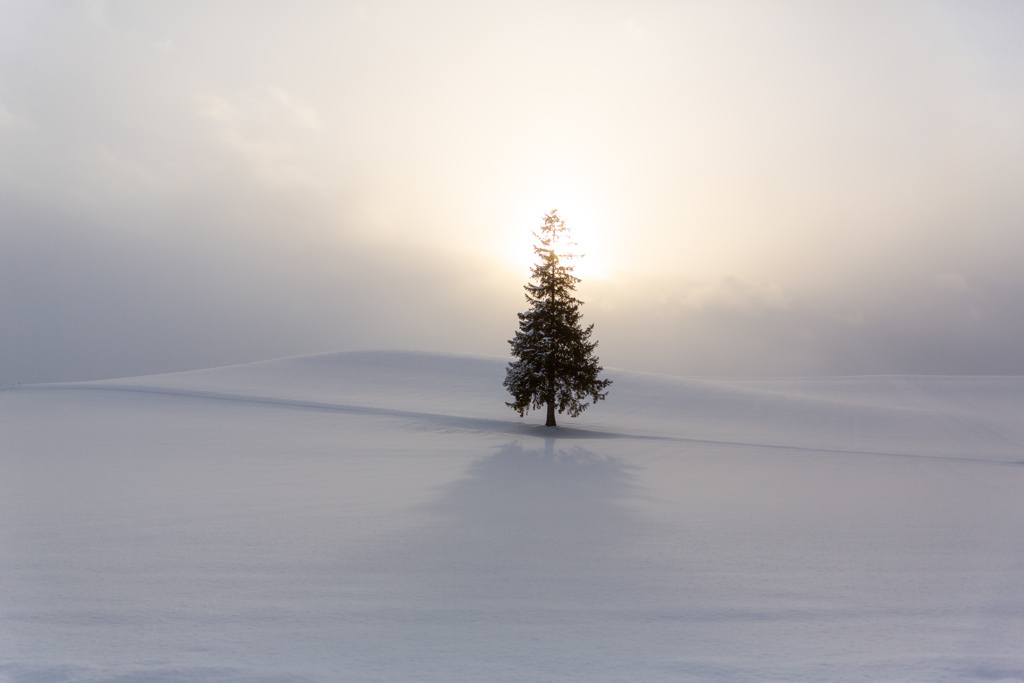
[504,210,611,427]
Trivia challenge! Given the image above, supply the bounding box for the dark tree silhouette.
[504,210,611,427]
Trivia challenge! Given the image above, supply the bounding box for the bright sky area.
[2,0,1024,383]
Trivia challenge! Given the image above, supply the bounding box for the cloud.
[2,1,1024,382]
[677,277,791,313]
[266,86,322,129]
[81,0,108,26]
[581,263,1024,377]
[193,92,239,125]
[0,104,31,129]
[0,198,518,385]
[76,145,168,207]
[624,20,644,41]
[934,271,969,293]
[193,92,324,190]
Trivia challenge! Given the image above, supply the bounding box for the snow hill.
[2,351,1023,682]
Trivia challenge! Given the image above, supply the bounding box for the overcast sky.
[2,0,1024,384]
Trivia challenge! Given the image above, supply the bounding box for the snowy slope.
[2,351,1023,682]
[74,350,1024,457]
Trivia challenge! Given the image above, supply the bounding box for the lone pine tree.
[504,210,611,427]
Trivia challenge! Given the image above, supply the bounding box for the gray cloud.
[0,195,523,385]
[586,264,1024,377]
[2,1,1024,383]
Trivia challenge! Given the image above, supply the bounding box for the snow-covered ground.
[2,351,1023,682]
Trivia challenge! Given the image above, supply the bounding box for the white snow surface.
[2,350,1023,682]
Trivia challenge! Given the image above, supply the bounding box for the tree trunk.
[545,400,557,427]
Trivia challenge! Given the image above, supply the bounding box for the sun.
[540,200,608,278]
[489,150,619,281]
[505,195,611,281]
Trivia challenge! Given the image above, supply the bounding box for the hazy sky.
[2,0,1024,383]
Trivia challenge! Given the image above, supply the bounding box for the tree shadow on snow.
[399,438,643,601]
[314,438,652,677]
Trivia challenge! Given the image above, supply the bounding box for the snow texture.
[2,350,1023,682]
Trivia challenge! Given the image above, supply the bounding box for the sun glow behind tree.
[497,158,619,283]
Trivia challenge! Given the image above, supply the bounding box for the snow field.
[1,351,1023,682]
